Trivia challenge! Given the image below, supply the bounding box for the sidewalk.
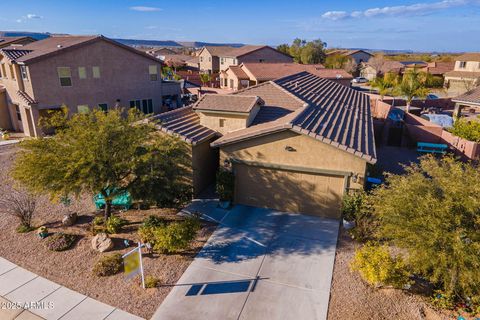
[0,257,143,320]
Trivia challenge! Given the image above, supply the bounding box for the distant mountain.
[114,38,183,48]
[0,31,51,40]
[177,41,244,48]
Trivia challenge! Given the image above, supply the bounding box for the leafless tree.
[367,54,387,77]
[0,188,37,228]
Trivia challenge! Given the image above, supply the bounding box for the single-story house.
[220,62,352,91]
[452,85,480,120]
[153,71,376,218]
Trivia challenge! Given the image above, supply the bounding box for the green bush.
[143,215,166,228]
[138,225,156,244]
[342,191,377,241]
[93,253,123,277]
[152,217,200,253]
[105,215,127,234]
[341,191,365,221]
[431,290,456,310]
[44,233,76,251]
[216,169,234,201]
[145,275,160,288]
[16,224,35,233]
[93,216,105,226]
[449,118,480,142]
[350,242,411,289]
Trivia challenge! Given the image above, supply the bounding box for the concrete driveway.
[152,205,339,320]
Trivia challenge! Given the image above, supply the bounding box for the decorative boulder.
[91,233,114,252]
[62,212,78,226]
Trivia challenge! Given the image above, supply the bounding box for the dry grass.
[0,145,216,318]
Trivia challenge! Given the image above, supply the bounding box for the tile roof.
[214,72,377,163]
[426,61,455,75]
[202,46,236,56]
[0,35,162,64]
[193,94,263,113]
[445,70,480,78]
[363,60,404,74]
[221,45,267,58]
[456,53,480,62]
[453,86,480,105]
[0,36,34,48]
[239,63,351,81]
[151,106,217,145]
[1,48,32,61]
[229,65,249,80]
[327,49,372,57]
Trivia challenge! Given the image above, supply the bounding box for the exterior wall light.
[351,173,359,183]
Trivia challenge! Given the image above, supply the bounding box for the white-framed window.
[129,99,153,113]
[57,67,72,87]
[77,105,89,113]
[459,61,467,68]
[78,67,87,79]
[92,66,100,79]
[20,66,28,80]
[149,65,158,81]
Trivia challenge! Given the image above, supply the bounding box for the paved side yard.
[0,257,143,320]
[153,205,339,320]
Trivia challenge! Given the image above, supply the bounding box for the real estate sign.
[122,243,145,288]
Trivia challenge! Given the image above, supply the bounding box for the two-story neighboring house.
[445,53,480,95]
[218,45,293,72]
[0,36,36,49]
[0,35,181,137]
[198,46,235,74]
[327,49,373,64]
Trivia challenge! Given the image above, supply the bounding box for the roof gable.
[193,94,263,113]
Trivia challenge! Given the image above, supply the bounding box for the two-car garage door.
[233,163,346,219]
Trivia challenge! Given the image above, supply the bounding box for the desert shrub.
[152,217,200,253]
[0,188,37,230]
[105,215,127,234]
[145,275,160,288]
[449,118,480,142]
[93,216,105,226]
[138,225,156,244]
[143,215,166,228]
[93,253,123,277]
[431,290,456,310]
[44,233,76,251]
[342,191,377,241]
[350,242,411,289]
[216,169,234,201]
[16,225,35,233]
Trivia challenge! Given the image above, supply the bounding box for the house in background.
[0,35,181,137]
[452,85,480,120]
[327,49,373,64]
[445,53,480,95]
[217,45,293,72]
[360,60,454,81]
[220,62,352,90]
[0,36,36,49]
[198,46,235,74]
[360,60,404,80]
[153,72,376,218]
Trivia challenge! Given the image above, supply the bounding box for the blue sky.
[1,0,479,51]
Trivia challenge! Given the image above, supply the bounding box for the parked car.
[351,77,368,84]
[426,94,439,100]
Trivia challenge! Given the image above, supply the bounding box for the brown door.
[233,163,345,218]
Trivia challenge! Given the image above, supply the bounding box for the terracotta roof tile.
[17,91,36,105]
[1,48,32,61]
[456,53,480,62]
[229,65,249,80]
[240,63,351,82]
[202,46,236,56]
[214,72,377,163]
[445,70,480,78]
[151,106,217,145]
[453,86,480,105]
[193,94,262,113]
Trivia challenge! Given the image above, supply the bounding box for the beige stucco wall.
[454,60,480,72]
[220,130,368,190]
[199,49,218,73]
[197,111,250,135]
[0,88,12,130]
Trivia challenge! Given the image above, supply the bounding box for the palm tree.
[370,75,396,101]
[395,69,429,113]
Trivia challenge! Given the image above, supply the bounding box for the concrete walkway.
[153,204,339,320]
[0,258,143,320]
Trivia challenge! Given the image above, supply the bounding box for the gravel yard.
[328,229,460,320]
[0,145,216,319]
